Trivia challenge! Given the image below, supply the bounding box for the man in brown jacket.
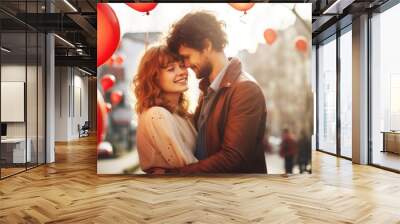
[166,11,267,174]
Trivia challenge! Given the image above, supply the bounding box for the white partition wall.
[0,6,48,178]
[1,15,29,177]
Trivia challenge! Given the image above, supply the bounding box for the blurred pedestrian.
[279,128,297,174]
[297,130,311,174]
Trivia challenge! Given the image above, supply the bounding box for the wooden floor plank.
[0,135,399,223]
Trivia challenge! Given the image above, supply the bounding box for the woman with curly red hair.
[133,45,198,174]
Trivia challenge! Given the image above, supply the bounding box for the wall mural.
[97,3,313,175]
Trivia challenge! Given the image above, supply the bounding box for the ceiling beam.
[55,55,96,71]
[323,0,356,15]
[67,13,96,39]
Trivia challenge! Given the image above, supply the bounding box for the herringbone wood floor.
[1,135,400,224]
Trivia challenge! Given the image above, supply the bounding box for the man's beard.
[196,60,213,80]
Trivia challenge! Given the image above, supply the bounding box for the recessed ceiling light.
[78,67,93,76]
[323,0,354,15]
[54,34,75,48]
[63,0,78,12]
[1,47,11,53]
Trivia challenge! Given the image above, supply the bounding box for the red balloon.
[97,90,108,144]
[126,3,157,15]
[295,37,308,53]
[229,3,255,14]
[97,4,120,67]
[111,90,123,106]
[264,29,277,45]
[100,74,116,92]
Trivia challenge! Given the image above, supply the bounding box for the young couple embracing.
[134,11,267,174]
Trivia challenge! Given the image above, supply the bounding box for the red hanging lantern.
[263,28,277,45]
[98,141,113,157]
[100,74,116,92]
[115,55,124,65]
[126,3,157,15]
[111,90,123,106]
[105,55,124,66]
[295,36,308,53]
[229,3,255,14]
[97,90,108,144]
[106,103,112,113]
[106,56,115,66]
[97,4,120,67]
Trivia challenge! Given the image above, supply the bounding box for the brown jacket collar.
[198,57,242,93]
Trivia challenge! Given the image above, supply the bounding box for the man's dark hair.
[166,11,228,54]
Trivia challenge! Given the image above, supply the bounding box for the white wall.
[54,67,89,141]
[71,72,89,139]
[1,66,26,138]
[1,64,46,164]
[1,65,36,138]
[54,66,69,141]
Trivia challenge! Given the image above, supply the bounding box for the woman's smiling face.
[158,60,189,93]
